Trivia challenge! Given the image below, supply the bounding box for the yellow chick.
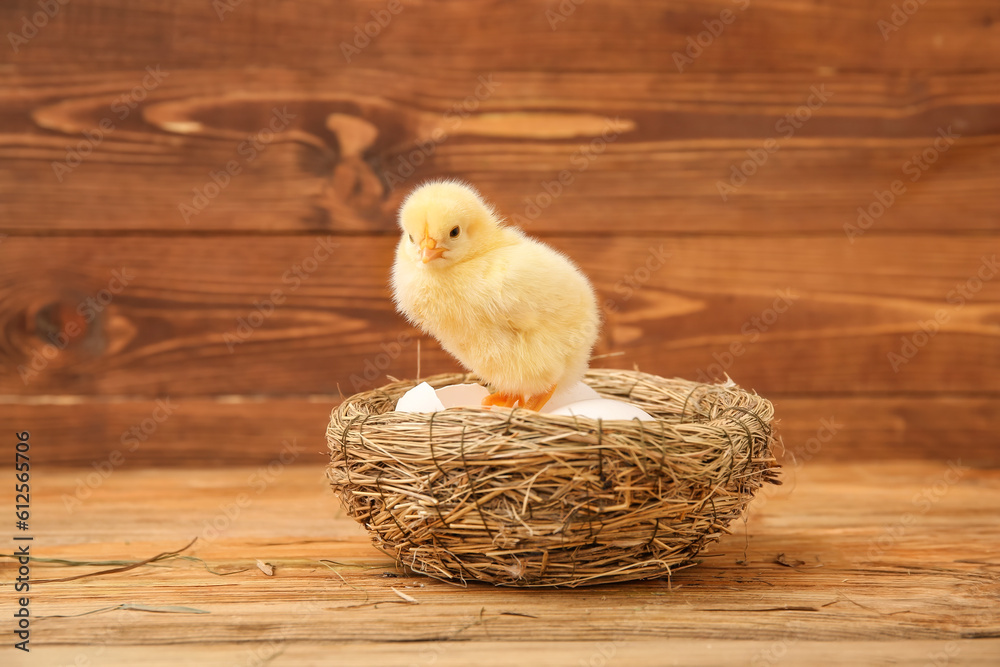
[391,180,600,411]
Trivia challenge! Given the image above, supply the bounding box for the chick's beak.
[419,237,445,263]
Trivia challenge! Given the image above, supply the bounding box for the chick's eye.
[408,234,414,243]
[449,226,460,238]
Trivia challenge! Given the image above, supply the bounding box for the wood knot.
[33,299,90,351]
[12,273,131,385]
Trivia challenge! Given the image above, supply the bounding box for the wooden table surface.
[3,460,998,666]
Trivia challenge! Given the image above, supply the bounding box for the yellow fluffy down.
[391,180,600,398]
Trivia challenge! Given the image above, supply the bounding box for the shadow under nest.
[326,369,781,588]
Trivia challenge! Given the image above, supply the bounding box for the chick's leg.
[520,385,556,411]
[482,391,520,408]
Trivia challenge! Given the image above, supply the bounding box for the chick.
[391,180,600,411]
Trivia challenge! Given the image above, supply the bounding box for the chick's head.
[397,180,503,269]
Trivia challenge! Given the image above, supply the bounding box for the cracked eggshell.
[394,382,446,413]
[549,398,655,421]
[395,383,490,412]
[540,381,602,412]
[395,382,653,421]
[436,383,490,408]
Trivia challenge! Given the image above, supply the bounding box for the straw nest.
[326,369,780,588]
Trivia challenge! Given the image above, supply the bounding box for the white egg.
[394,382,445,413]
[549,398,655,421]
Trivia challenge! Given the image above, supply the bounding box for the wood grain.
[0,462,996,664]
[1,67,998,233]
[2,0,999,464]
[1,0,998,72]
[2,396,999,468]
[17,641,1000,667]
[1,235,997,397]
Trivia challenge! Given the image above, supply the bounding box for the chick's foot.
[482,391,520,409]
[520,385,556,411]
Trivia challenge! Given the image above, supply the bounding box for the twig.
[34,537,198,584]
[38,603,209,619]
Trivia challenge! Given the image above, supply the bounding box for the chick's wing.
[493,239,589,340]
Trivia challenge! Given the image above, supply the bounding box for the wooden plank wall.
[0,0,997,467]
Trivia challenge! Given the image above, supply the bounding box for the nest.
[326,369,780,588]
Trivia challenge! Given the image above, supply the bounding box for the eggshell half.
[540,381,602,412]
[436,383,491,408]
[394,382,446,413]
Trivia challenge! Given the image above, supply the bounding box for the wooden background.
[1,0,998,468]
